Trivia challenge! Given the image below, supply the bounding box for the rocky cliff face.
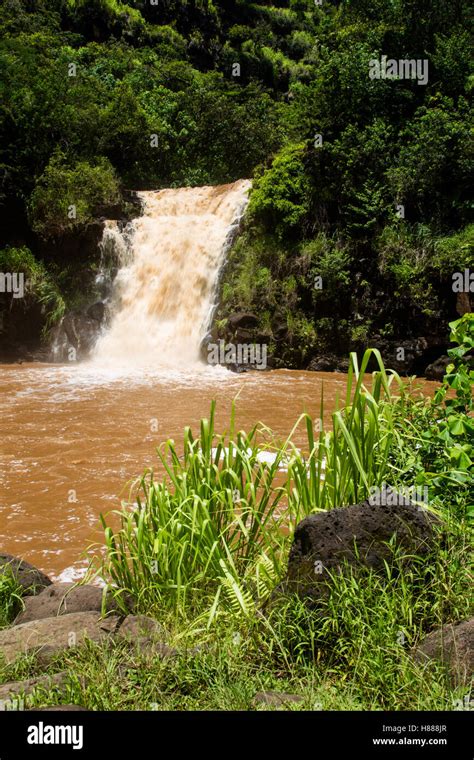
[0,193,142,363]
[209,309,470,377]
[0,222,106,362]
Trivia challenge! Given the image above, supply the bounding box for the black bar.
[0,711,471,758]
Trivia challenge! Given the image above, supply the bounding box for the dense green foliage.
[0,1,471,355]
[28,154,121,237]
[0,0,285,205]
[390,314,474,520]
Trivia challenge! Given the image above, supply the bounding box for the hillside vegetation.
[0,0,472,365]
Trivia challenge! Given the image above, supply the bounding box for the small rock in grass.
[116,615,163,641]
[0,611,119,664]
[14,582,120,624]
[0,672,68,709]
[35,645,68,668]
[116,615,176,660]
[135,637,177,660]
[413,617,474,686]
[0,554,52,596]
[253,691,304,708]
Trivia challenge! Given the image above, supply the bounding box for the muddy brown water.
[0,363,438,581]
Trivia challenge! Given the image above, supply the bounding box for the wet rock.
[273,323,288,342]
[425,355,451,381]
[413,618,474,686]
[307,354,350,373]
[86,301,106,323]
[253,691,304,707]
[307,354,339,372]
[14,583,120,625]
[228,312,259,330]
[0,672,68,709]
[99,191,143,222]
[368,338,429,374]
[233,327,255,343]
[366,336,450,377]
[199,331,215,364]
[337,358,350,372]
[0,554,52,595]
[50,312,102,361]
[0,612,119,664]
[284,491,437,602]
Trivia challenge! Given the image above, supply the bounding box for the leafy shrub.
[388,98,472,227]
[248,143,311,236]
[299,234,351,300]
[0,246,65,330]
[389,314,474,521]
[28,154,120,238]
[432,225,474,273]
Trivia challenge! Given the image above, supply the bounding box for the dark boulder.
[227,312,259,330]
[367,337,428,375]
[233,328,254,343]
[0,554,52,595]
[307,354,339,372]
[365,336,450,377]
[273,323,288,342]
[199,331,213,364]
[425,355,451,381]
[284,491,437,602]
[61,312,101,355]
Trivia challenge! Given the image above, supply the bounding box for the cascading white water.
[99,219,132,269]
[92,180,251,368]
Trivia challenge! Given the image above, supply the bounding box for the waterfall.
[92,180,251,368]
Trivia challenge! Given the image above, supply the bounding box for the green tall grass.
[100,401,290,621]
[99,349,403,621]
[0,567,23,628]
[287,348,400,520]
